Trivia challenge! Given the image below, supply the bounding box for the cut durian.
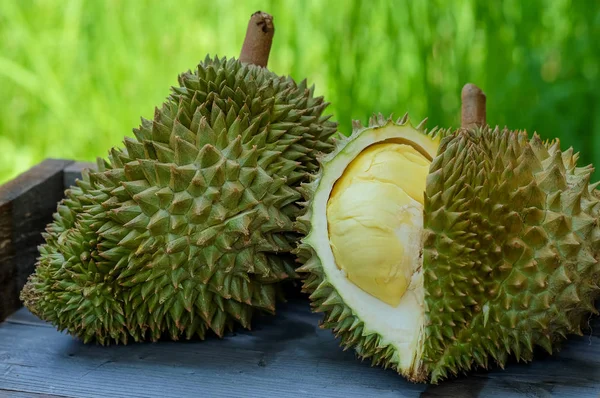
[295,113,600,383]
[327,142,431,307]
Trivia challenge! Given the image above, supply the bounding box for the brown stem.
[461,83,486,129]
[239,11,275,68]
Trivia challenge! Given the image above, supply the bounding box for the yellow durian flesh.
[326,143,431,307]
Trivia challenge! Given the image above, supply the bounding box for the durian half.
[295,113,600,383]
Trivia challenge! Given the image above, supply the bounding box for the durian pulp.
[326,142,430,371]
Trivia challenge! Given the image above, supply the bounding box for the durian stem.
[461,83,486,129]
[239,11,274,68]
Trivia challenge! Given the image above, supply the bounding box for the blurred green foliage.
[1,0,599,184]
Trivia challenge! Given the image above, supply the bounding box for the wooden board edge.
[0,158,75,322]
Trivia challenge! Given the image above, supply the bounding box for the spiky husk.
[422,126,600,382]
[295,114,600,383]
[20,55,337,345]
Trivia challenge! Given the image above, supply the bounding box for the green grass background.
[1,0,599,184]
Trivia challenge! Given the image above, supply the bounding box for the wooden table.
[1,298,600,398]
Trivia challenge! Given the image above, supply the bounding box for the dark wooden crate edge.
[0,159,97,321]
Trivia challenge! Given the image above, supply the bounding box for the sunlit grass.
[1,0,598,184]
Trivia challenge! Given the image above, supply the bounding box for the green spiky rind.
[422,126,600,383]
[21,55,337,345]
[294,115,450,382]
[294,241,409,375]
[294,116,600,383]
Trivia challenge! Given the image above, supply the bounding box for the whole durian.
[295,109,600,383]
[20,54,337,345]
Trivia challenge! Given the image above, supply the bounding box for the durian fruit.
[20,54,337,345]
[295,112,600,383]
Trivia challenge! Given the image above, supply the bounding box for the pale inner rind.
[306,124,437,375]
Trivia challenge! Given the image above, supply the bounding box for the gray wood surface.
[0,158,74,322]
[1,300,600,398]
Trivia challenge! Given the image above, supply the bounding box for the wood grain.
[1,300,600,397]
[0,158,73,322]
[0,390,71,398]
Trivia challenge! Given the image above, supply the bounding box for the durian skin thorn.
[239,11,274,67]
[461,83,486,129]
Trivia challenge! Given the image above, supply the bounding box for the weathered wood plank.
[62,161,96,190]
[0,301,426,398]
[3,304,51,327]
[0,390,72,398]
[1,301,600,397]
[0,158,74,322]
